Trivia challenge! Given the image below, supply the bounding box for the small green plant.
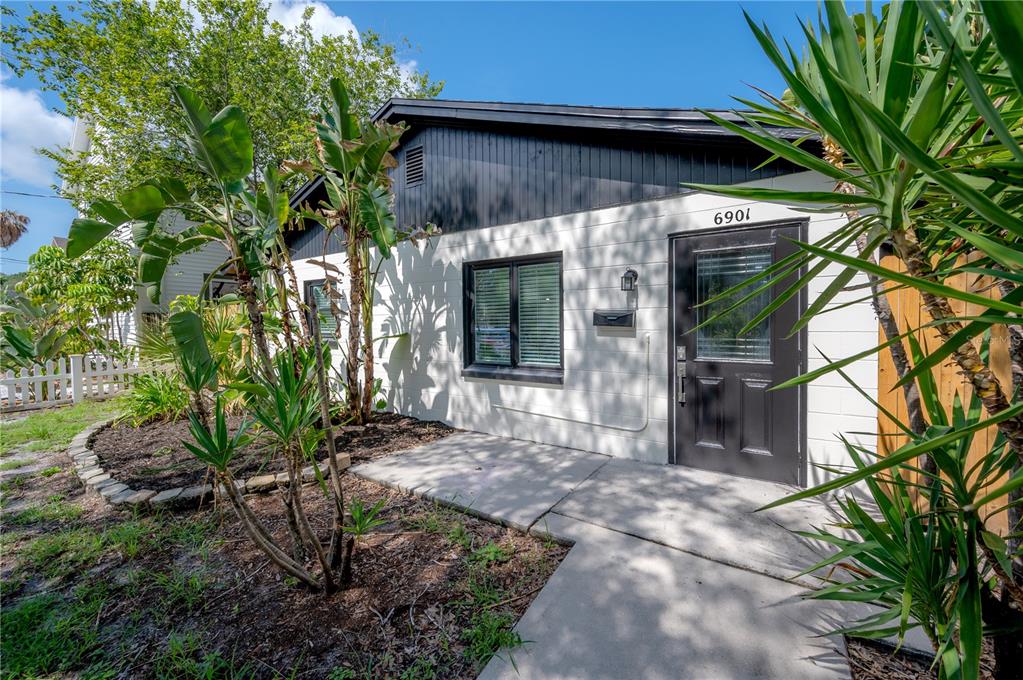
[469,541,514,568]
[120,370,190,426]
[0,458,32,471]
[398,657,438,680]
[461,610,523,669]
[18,527,107,579]
[446,521,473,551]
[39,465,62,477]
[149,569,211,613]
[343,498,387,540]
[7,494,83,525]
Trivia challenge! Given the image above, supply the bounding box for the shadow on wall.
[376,237,458,421]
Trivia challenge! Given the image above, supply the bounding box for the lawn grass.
[0,399,123,455]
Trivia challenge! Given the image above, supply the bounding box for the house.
[287,99,876,487]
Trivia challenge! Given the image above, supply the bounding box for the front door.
[671,223,803,485]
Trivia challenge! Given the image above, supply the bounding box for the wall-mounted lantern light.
[621,268,638,292]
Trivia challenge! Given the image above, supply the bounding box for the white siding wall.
[293,171,877,483]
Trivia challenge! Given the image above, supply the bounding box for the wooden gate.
[877,255,1014,533]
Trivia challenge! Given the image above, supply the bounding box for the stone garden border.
[69,419,351,511]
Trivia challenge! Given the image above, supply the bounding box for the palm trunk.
[307,299,347,569]
[345,233,366,423]
[361,249,375,419]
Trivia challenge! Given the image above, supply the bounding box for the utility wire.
[1,190,65,199]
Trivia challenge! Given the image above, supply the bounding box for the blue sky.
[0,1,856,273]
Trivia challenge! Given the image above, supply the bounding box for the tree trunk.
[218,470,321,590]
[307,298,347,570]
[361,258,375,419]
[345,233,365,423]
[238,274,275,381]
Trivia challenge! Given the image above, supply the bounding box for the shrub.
[121,371,189,426]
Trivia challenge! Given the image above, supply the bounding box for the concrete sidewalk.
[352,432,856,679]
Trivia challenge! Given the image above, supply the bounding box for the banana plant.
[303,77,416,424]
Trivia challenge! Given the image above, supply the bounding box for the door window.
[695,247,772,361]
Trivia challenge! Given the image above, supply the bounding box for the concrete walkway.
[352,432,860,679]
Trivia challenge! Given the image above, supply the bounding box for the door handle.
[676,345,686,405]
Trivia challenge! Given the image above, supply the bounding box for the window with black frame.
[463,253,563,383]
[304,279,343,346]
[206,275,240,300]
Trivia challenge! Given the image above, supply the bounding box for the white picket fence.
[1,355,140,413]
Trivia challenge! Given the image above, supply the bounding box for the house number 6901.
[713,208,751,226]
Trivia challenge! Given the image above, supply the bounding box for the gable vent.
[405,146,425,187]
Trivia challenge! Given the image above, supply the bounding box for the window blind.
[472,267,512,365]
[307,281,340,346]
[517,262,561,367]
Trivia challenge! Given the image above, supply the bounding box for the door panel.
[672,224,802,484]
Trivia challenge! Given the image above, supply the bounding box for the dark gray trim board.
[372,98,811,141]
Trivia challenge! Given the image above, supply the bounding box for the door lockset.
[676,345,686,405]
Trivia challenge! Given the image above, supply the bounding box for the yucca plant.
[688,2,1023,677]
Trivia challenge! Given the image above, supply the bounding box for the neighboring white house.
[287,100,876,488]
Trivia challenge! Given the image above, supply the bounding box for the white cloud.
[268,1,358,41]
[0,83,73,188]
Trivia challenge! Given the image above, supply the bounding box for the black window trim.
[303,278,340,348]
[462,251,564,385]
[204,273,240,301]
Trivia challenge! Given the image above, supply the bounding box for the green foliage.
[469,541,514,568]
[342,498,387,540]
[120,370,190,426]
[0,583,110,678]
[8,239,136,358]
[1,0,441,208]
[698,4,1023,678]
[184,397,251,472]
[461,611,523,670]
[7,494,84,526]
[152,632,256,680]
[0,399,123,455]
[308,77,441,421]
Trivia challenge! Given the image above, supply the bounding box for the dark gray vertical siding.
[290,123,800,258]
[386,123,799,234]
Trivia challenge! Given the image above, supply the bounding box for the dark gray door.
[671,224,802,484]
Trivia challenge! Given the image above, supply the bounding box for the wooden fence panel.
[878,255,1013,534]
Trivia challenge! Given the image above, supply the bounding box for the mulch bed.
[1,463,566,678]
[91,412,455,490]
[847,636,996,680]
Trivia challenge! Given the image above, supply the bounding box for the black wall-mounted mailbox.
[593,309,635,328]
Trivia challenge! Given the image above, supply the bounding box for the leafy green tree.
[1,0,442,207]
[15,239,135,354]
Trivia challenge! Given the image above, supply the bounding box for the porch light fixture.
[621,268,638,292]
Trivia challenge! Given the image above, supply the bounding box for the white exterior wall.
[293,171,877,484]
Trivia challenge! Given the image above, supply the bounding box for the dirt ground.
[91,412,455,490]
[1,445,564,679]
